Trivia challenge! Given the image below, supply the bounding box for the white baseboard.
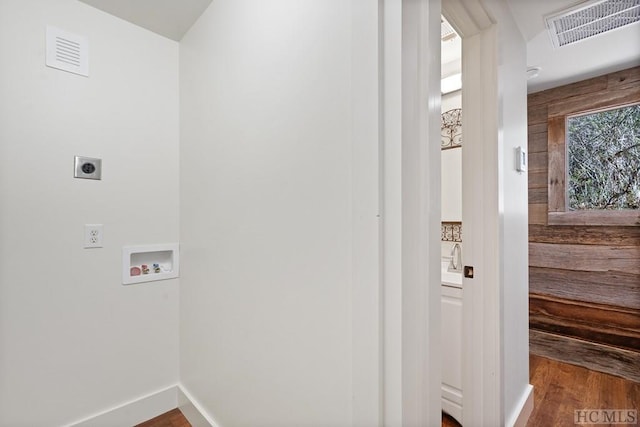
[63,383,222,427]
[66,385,179,427]
[442,397,463,426]
[177,384,221,427]
[441,383,463,425]
[506,384,534,427]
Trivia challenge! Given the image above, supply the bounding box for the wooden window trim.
[546,86,640,226]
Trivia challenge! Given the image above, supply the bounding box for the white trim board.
[177,384,220,427]
[64,384,218,427]
[65,386,179,427]
[507,384,534,427]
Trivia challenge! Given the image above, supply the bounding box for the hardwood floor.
[135,408,191,427]
[442,412,463,427]
[138,357,640,427]
[527,354,640,427]
[141,410,463,427]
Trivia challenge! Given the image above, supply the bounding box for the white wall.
[441,90,461,113]
[396,1,443,425]
[441,91,462,224]
[0,1,180,425]
[179,1,380,425]
[480,0,531,424]
[441,147,461,221]
[453,0,530,424]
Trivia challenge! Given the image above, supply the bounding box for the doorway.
[381,1,530,425]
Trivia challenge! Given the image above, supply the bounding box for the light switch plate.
[74,156,102,180]
[515,146,527,172]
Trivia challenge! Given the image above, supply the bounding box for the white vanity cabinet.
[441,280,463,424]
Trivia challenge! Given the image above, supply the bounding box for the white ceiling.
[78,0,212,41]
[78,0,640,93]
[441,24,462,80]
[506,0,640,93]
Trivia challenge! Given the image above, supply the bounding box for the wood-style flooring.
[135,408,190,427]
[442,412,463,427]
[138,410,463,427]
[137,355,640,427]
[527,354,640,426]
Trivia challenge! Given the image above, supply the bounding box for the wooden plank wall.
[527,67,640,380]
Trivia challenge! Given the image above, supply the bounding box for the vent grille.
[441,17,458,42]
[55,37,81,67]
[46,26,89,77]
[545,0,640,48]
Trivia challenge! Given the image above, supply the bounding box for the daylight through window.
[566,103,640,210]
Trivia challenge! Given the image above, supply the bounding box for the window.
[546,81,640,226]
[567,103,640,211]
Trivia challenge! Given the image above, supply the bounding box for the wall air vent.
[46,26,89,77]
[545,0,640,48]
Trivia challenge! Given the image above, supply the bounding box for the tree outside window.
[567,103,640,211]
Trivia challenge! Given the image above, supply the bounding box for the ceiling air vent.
[46,26,89,77]
[545,0,640,48]
[441,17,458,42]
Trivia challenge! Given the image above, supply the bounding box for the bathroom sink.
[441,260,463,286]
[442,269,462,286]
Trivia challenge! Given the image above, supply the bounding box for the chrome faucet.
[449,243,462,272]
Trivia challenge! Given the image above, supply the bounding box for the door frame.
[380,1,501,425]
[381,0,443,425]
[442,2,501,425]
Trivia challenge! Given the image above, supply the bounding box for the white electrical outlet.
[84,224,103,248]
